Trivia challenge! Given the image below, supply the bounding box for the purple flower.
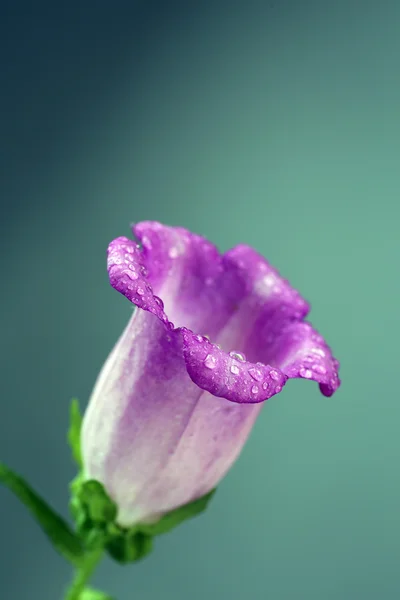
[81,221,340,527]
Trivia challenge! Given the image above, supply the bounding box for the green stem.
[64,545,104,600]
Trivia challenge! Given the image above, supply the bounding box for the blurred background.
[1,0,399,598]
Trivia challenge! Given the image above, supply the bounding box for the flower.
[81,221,340,527]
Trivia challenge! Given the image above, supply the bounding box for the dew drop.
[127,270,138,280]
[137,287,144,296]
[270,369,279,381]
[311,348,326,357]
[263,274,276,287]
[229,351,246,362]
[154,296,164,308]
[195,334,203,342]
[275,385,282,393]
[249,367,263,381]
[204,354,217,369]
[300,368,313,379]
[262,382,269,390]
[251,385,259,394]
[142,235,152,248]
[168,247,179,258]
[230,364,240,375]
[312,364,327,374]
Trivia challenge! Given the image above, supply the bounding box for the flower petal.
[107,236,171,326]
[107,226,340,404]
[133,221,246,337]
[217,244,310,361]
[271,321,341,397]
[182,329,287,403]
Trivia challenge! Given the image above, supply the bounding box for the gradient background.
[1,1,399,598]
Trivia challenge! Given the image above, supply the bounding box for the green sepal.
[69,476,216,565]
[105,489,216,563]
[0,461,84,566]
[76,480,117,525]
[70,478,117,546]
[105,526,153,564]
[135,488,217,536]
[67,398,83,469]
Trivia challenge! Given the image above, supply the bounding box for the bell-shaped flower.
[81,222,340,527]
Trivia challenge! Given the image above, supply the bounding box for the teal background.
[1,1,400,598]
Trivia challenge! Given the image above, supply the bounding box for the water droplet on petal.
[311,348,326,357]
[229,351,246,362]
[251,385,259,394]
[312,364,327,374]
[249,367,263,381]
[300,368,313,379]
[137,287,144,296]
[204,354,217,369]
[262,382,269,390]
[195,334,203,342]
[275,385,282,393]
[230,364,240,375]
[154,296,164,308]
[168,247,179,258]
[142,235,152,248]
[270,369,279,381]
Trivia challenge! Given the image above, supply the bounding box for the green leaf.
[136,489,217,536]
[68,398,83,469]
[0,461,84,566]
